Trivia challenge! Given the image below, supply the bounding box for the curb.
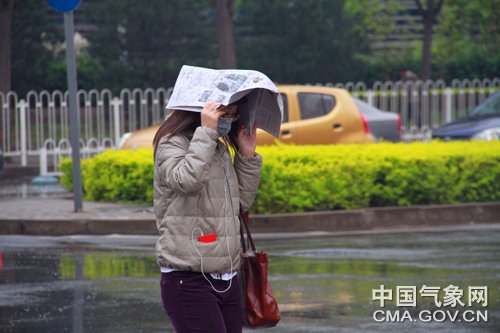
[248,202,500,233]
[0,219,157,236]
[0,202,499,236]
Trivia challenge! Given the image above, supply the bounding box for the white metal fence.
[1,78,499,176]
[1,88,172,175]
[312,78,500,141]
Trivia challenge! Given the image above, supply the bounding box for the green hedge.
[254,141,500,214]
[60,149,154,204]
[59,141,500,214]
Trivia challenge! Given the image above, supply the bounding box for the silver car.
[352,98,402,143]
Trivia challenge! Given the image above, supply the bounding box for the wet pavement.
[0,198,155,222]
[0,174,70,199]
[0,225,499,332]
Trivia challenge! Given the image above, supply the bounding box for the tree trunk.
[421,10,433,81]
[209,0,237,69]
[0,0,15,94]
[415,0,444,81]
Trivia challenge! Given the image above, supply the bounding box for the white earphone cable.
[191,146,234,293]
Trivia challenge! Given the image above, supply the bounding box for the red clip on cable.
[199,233,216,243]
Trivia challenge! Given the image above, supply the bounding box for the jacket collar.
[182,128,226,154]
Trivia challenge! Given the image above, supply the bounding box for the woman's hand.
[201,102,224,130]
[237,121,257,157]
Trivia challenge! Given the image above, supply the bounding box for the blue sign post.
[46,0,82,13]
[46,0,83,212]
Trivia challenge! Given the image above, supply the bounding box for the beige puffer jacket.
[154,126,262,274]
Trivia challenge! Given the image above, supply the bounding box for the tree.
[0,0,18,94]
[414,0,444,81]
[236,0,369,84]
[345,0,401,44]
[209,0,237,69]
[85,0,216,92]
[7,0,62,95]
[433,0,500,80]
[344,0,404,81]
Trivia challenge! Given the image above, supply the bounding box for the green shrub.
[60,148,154,204]
[59,141,500,213]
[254,140,500,213]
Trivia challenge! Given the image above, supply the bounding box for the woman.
[153,100,262,333]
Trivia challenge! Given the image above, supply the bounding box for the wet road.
[0,225,499,332]
[0,175,70,199]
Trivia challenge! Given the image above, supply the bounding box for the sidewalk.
[0,197,499,236]
[0,198,156,235]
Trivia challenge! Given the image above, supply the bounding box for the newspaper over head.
[166,65,284,138]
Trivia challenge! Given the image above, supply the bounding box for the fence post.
[365,90,375,106]
[39,147,47,176]
[444,87,453,123]
[112,97,121,148]
[19,99,28,166]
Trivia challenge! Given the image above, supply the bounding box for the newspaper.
[166,65,283,138]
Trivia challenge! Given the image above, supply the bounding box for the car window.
[472,91,500,116]
[322,94,336,113]
[280,93,289,123]
[298,93,336,120]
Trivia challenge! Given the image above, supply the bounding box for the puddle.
[0,176,71,199]
[0,228,498,332]
[285,248,436,260]
[0,184,71,199]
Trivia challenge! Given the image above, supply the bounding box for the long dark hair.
[153,109,240,154]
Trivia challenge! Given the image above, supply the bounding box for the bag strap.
[239,205,256,253]
[239,211,246,253]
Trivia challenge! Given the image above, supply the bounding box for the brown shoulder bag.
[238,207,281,329]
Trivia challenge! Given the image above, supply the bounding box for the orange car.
[257,85,374,145]
[119,85,401,150]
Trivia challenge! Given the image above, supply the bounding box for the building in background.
[370,0,427,53]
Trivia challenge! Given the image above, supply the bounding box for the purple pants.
[160,271,242,333]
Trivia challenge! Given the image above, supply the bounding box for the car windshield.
[470,91,500,116]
